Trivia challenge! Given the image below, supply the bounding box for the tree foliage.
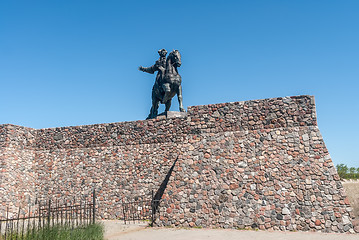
[336,164,359,179]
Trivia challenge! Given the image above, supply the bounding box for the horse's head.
[168,50,181,67]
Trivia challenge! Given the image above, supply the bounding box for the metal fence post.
[16,207,20,238]
[122,198,126,224]
[151,190,154,227]
[48,200,51,227]
[5,207,8,239]
[92,189,96,224]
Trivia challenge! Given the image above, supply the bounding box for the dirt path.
[102,221,357,240]
[102,220,148,239]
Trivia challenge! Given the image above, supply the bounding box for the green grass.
[1,223,104,240]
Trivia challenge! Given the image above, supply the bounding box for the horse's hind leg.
[177,85,185,112]
[152,99,160,117]
[147,98,160,119]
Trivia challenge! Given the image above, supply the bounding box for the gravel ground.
[102,221,358,240]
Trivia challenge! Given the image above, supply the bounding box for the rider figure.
[139,49,167,100]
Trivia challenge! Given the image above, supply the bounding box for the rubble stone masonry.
[0,95,355,233]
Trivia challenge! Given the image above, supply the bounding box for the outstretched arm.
[138,65,156,74]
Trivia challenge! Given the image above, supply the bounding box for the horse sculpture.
[139,49,185,119]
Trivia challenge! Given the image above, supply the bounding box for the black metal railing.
[0,190,96,240]
[120,191,161,226]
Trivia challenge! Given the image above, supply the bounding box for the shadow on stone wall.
[153,156,178,212]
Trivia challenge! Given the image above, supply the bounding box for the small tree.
[349,167,356,179]
[336,164,359,179]
[336,164,348,179]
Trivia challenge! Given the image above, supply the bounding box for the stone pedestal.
[156,111,187,119]
[165,111,187,119]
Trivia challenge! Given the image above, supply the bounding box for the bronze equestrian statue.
[139,49,185,119]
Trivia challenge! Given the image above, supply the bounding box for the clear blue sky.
[0,1,358,166]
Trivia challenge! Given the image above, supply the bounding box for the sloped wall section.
[156,96,355,233]
[0,95,355,232]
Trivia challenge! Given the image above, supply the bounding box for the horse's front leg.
[165,99,172,112]
[162,83,171,103]
[177,85,185,112]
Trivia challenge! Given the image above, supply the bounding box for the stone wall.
[0,95,355,232]
[159,125,353,232]
[0,125,36,218]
